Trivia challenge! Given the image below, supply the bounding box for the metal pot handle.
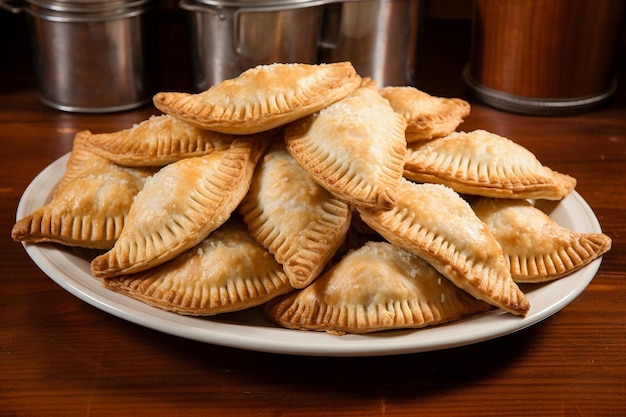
[179,0,223,16]
[179,0,338,58]
[318,1,342,50]
[318,0,364,50]
[0,0,25,13]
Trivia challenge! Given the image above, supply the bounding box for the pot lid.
[188,0,337,8]
[26,0,151,13]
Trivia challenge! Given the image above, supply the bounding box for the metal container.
[2,0,155,113]
[180,0,328,92]
[319,0,420,87]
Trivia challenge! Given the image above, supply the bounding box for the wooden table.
[2,14,625,417]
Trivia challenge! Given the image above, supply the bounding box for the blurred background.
[1,0,624,112]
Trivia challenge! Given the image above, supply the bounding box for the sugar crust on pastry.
[81,114,236,167]
[264,241,491,334]
[379,86,470,142]
[103,221,292,316]
[358,180,530,316]
[284,82,407,210]
[12,134,153,249]
[14,61,614,330]
[239,139,351,289]
[472,198,612,282]
[90,138,267,278]
[403,130,577,200]
[153,62,362,134]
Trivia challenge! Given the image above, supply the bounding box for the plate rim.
[16,153,605,356]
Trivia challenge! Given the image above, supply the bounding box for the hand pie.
[102,221,292,316]
[12,134,154,249]
[91,138,267,278]
[81,114,236,167]
[53,130,136,197]
[379,86,470,142]
[358,180,530,316]
[472,198,612,282]
[239,140,352,289]
[404,130,577,200]
[284,82,407,210]
[153,62,362,134]
[264,241,491,334]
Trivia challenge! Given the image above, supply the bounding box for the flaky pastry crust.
[285,83,407,210]
[12,133,153,249]
[81,115,236,166]
[239,140,351,289]
[90,138,267,278]
[472,198,612,282]
[264,241,491,334]
[379,86,470,142]
[404,130,576,200]
[358,180,530,316]
[153,62,362,134]
[104,221,292,315]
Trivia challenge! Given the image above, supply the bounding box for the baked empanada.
[284,82,407,210]
[239,140,351,289]
[90,138,267,278]
[379,86,470,142]
[53,130,125,197]
[81,114,236,167]
[403,130,577,200]
[264,241,491,334]
[358,180,530,316]
[472,198,612,282]
[103,221,292,316]
[12,136,154,249]
[153,62,362,134]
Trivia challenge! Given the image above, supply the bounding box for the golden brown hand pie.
[472,198,612,282]
[53,130,126,197]
[379,86,470,142]
[264,241,491,334]
[103,221,292,316]
[81,114,236,167]
[403,129,577,200]
[284,82,407,210]
[358,179,530,316]
[12,136,154,249]
[90,137,267,278]
[153,62,362,135]
[239,139,351,289]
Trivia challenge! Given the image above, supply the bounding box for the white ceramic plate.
[17,154,605,357]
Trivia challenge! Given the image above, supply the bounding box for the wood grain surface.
[1,10,625,417]
[469,0,625,98]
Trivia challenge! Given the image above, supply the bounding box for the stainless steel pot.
[2,0,156,113]
[180,0,329,92]
[319,0,420,87]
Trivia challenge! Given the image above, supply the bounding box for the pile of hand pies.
[12,62,612,335]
